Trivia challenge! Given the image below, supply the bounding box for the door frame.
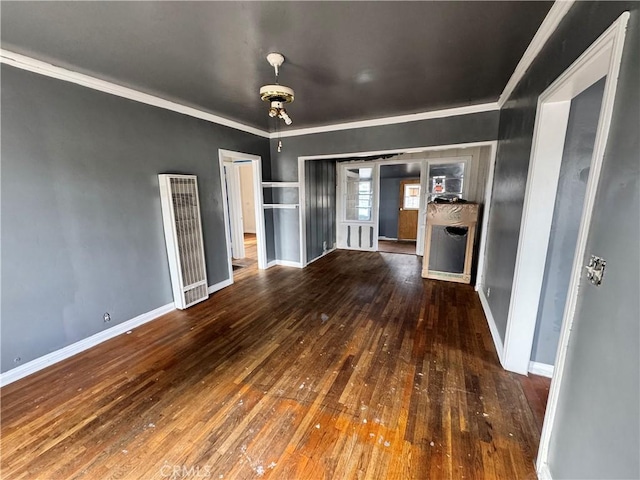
[376,159,424,251]
[298,141,497,267]
[218,149,267,280]
[487,13,629,477]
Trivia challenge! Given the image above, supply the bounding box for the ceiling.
[1,1,553,132]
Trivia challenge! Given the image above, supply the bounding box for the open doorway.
[232,163,259,270]
[378,163,421,255]
[218,149,267,281]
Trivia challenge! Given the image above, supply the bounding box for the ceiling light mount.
[266,52,285,76]
[260,52,294,128]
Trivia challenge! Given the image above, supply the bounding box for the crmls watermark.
[159,464,212,478]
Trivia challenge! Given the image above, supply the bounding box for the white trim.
[0,302,174,387]
[474,141,499,287]
[536,13,629,476]
[207,278,233,295]
[1,49,270,139]
[0,277,232,388]
[276,103,499,139]
[297,157,307,266]
[1,49,498,141]
[498,1,575,107]
[478,288,504,366]
[273,260,303,269]
[528,361,555,378]
[504,11,630,375]
[218,149,267,277]
[537,464,554,480]
[266,260,278,269]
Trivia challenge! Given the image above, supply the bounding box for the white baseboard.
[528,361,555,378]
[378,236,398,241]
[208,277,233,294]
[537,463,553,480]
[274,259,303,268]
[478,288,505,366]
[0,301,175,387]
[266,260,277,269]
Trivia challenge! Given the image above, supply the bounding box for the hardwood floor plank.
[2,250,545,479]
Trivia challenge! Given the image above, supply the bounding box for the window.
[403,184,421,209]
[345,167,373,221]
[427,161,466,202]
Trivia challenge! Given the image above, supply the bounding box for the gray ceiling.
[1,1,553,131]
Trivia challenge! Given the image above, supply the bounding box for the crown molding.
[271,102,500,139]
[0,49,271,138]
[2,0,572,141]
[498,0,575,107]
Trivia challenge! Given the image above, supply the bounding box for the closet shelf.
[262,182,299,188]
[263,204,299,209]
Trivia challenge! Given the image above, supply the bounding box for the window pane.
[345,167,373,221]
[403,184,421,209]
[428,162,465,202]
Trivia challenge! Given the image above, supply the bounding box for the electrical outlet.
[487,287,491,298]
[14,357,21,364]
[103,312,111,323]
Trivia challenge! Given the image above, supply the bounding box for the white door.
[223,162,245,259]
[336,163,378,251]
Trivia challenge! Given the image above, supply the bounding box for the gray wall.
[531,78,605,366]
[270,111,499,262]
[481,2,639,478]
[379,175,419,239]
[305,159,336,263]
[1,65,271,373]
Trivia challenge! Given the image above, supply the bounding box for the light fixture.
[259,53,294,128]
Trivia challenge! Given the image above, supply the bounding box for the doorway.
[378,162,422,255]
[484,13,629,477]
[218,149,267,280]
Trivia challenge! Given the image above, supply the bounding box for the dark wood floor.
[378,239,417,255]
[1,250,548,479]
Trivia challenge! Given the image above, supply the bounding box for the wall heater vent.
[158,174,209,309]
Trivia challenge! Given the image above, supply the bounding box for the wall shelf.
[263,204,299,209]
[262,182,299,188]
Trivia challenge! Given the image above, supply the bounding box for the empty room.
[1,2,638,479]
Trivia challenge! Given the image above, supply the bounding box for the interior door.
[336,163,378,251]
[398,180,420,240]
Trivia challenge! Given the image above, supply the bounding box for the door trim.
[491,12,629,476]
[218,149,267,281]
